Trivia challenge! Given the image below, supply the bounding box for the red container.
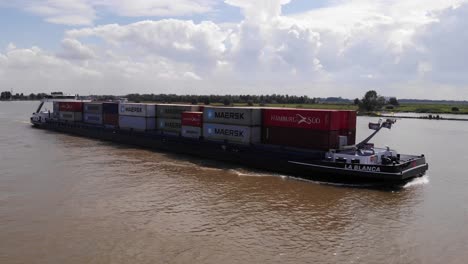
[337,111,357,130]
[103,113,119,127]
[262,109,341,131]
[347,111,357,130]
[59,102,83,112]
[262,127,340,150]
[181,112,203,127]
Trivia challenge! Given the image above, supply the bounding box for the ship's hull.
[32,121,428,185]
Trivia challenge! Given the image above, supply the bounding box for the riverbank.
[225,102,468,114]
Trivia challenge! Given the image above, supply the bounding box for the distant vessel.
[30,95,428,185]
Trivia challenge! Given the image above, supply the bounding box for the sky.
[0,0,467,99]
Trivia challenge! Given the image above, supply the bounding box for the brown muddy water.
[1,101,467,264]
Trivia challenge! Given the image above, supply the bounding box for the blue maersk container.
[103,103,119,114]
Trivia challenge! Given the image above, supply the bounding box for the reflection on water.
[1,102,467,264]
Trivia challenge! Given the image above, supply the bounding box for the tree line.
[120,92,397,111]
[0,91,50,100]
[120,94,321,105]
[1,90,400,112]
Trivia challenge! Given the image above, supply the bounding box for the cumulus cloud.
[58,38,96,60]
[66,20,229,71]
[25,0,96,25]
[2,0,216,25]
[1,0,468,98]
[225,0,291,23]
[0,45,100,80]
[98,0,216,17]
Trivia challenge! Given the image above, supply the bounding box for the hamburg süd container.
[59,111,82,122]
[119,103,156,117]
[203,107,261,126]
[157,104,200,118]
[157,118,182,133]
[262,109,342,131]
[59,102,83,112]
[262,126,340,150]
[345,111,357,130]
[336,111,357,130]
[83,113,103,125]
[203,123,261,144]
[181,126,202,139]
[103,102,119,114]
[83,102,103,114]
[181,112,203,127]
[119,116,156,131]
[103,114,119,127]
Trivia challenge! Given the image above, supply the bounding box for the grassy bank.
[234,103,468,114]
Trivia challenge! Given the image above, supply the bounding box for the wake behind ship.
[30,94,428,185]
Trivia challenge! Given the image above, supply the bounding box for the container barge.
[30,95,428,185]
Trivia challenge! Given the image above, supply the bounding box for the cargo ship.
[30,94,428,185]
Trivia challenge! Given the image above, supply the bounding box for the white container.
[181,126,202,139]
[59,111,82,122]
[203,107,261,126]
[83,102,103,114]
[157,104,200,118]
[119,116,156,131]
[203,123,261,144]
[83,113,103,125]
[119,103,156,117]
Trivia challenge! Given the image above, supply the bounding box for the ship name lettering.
[346,165,381,172]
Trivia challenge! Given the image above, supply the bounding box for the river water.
[1,101,467,264]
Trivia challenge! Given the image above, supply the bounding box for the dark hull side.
[33,121,428,185]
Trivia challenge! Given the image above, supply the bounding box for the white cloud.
[0,0,216,25]
[1,0,468,98]
[225,0,291,23]
[59,38,96,60]
[66,19,230,74]
[0,45,100,80]
[98,0,216,17]
[25,0,96,25]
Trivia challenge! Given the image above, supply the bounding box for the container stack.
[262,109,347,150]
[58,102,83,122]
[203,107,261,145]
[181,112,203,139]
[119,103,156,131]
[102,103,119,128]
[83,102,103,125]
[337,111,357,145]
[156,104,200,135]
